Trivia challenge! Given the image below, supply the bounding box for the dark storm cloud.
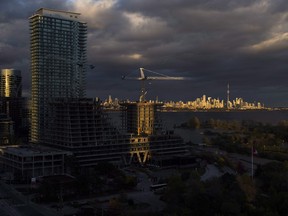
[0,0,71,22]
[74,0,288,106]
[117,0,256,13]
[1,0,288,106]
[267,0,288,13]
[0,0,72,97]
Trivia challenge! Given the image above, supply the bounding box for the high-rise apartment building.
[0,69,22,135]
[30,8,87,143]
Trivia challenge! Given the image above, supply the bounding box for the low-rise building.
[0,145,70,181]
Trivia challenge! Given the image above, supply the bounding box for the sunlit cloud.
[128,53,142,60]
[246,33,288,52]
[72,0,118,29]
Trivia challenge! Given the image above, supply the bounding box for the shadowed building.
[29,8,132,169]
[0,113,14,145]
[30,8,87,143]
[0,145,69,181]
[46,98,130,167]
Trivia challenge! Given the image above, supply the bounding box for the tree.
[237,174,256,202]
[163,175,186,208]
[254,162,288,216]
[188,117,201,129]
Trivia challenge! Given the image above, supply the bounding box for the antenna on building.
[227,83,230,109]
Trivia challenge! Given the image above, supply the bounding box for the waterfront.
[108,110,288,143]
[160,110,288,127]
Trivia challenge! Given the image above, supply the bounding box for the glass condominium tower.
[30,8,87,143]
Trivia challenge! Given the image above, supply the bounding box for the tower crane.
[122,68,190,102]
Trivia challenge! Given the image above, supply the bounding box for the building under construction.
[121,101,163,135]
[45,98,130,168]
[120,100,188,165]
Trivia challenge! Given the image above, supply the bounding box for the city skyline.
[102,93,266,110]
[1,0,288,106]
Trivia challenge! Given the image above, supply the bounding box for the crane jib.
[122,68,191,102]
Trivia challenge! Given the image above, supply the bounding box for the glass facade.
[0,69,22,135]
[30,8,87,143]
[0,69,22,98]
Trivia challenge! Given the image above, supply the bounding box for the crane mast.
[120,68,190,164]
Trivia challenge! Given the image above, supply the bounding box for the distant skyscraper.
[29,8,87,143]
[227,83,230,109]
[0,69,22,97]
[0,69,22,135]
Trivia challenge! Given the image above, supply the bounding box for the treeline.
[182,117,288,133]
[157,161,288,216]
[180,117,247,130]
[181,117,288,159]
[180,117,279,130]
[35,162,137,203]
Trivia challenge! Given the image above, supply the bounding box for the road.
[118,168,166,212]
[201,164,223,181]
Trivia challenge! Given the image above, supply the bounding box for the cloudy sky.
[1,0,288,107]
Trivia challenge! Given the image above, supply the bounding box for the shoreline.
[104,109,287,113]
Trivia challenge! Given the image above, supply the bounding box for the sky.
[1,0,288,107]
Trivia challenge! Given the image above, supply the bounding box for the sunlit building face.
[0,69,21,98]
[0,69,22,136]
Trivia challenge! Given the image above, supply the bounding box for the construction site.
[120,68,189,166]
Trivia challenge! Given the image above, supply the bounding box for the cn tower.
[227,83,230,109]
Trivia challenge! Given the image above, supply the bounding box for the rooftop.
[36,8,80,15]
[30,8,83,22]
[0,145,71,157]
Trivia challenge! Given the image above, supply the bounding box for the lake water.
[107,110,288,143]
[160,110,288,127]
